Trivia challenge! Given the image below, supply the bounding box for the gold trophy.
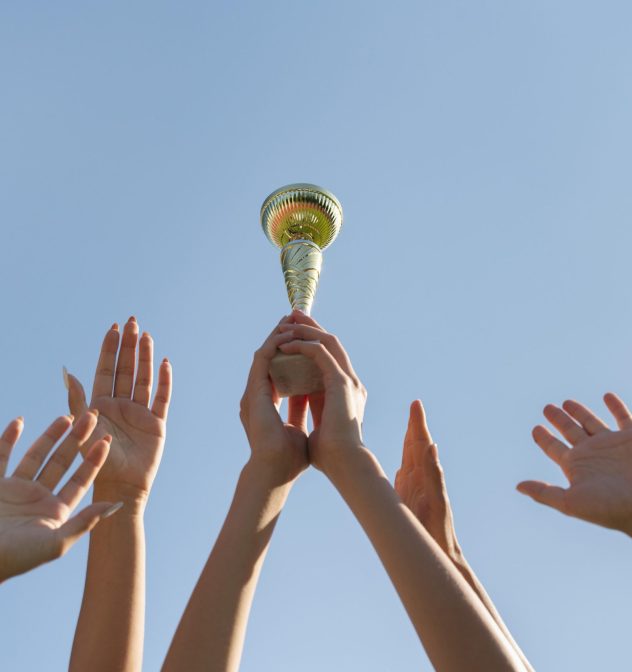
[261,183,343,397]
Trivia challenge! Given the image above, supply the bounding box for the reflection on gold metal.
[261,183,342,315]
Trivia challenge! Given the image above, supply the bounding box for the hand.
[277,312,367,472]
[0,412,119,582]
[517,393,632,535]
[239,317,309,482]
[394,400,463,562]
[64,317,172,506]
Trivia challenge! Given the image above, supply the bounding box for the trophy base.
[269,352,324,397]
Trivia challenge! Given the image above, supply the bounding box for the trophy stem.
[280,239,323,315]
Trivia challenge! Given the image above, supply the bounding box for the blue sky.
[1,2,632,670]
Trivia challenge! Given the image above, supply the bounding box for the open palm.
[518,393,632,535]
[0,414,116,582]
[394,400,462,560]
[66,317,172,497]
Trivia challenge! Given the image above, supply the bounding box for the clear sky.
[1,2,631,670]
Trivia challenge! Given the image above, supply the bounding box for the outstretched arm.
[517,393,632,535]
[0,412,118,582]
[69,318,172,672]
[163,318,308,672]
[395,400,533,670]
[278,313,527,672]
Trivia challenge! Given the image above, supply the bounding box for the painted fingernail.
[101,501,124,519]
[63,366,70,390]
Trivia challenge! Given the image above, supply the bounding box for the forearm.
[70,484,147,672]
[454,558,534,672]
[163,460,294,672]
[325,447,526,672]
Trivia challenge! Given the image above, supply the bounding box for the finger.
[57,436,111,509]
[54,500,123,557]
[288,310,323,329]
[562,399,609,435]
[402,400,433,471]
[65,371,89,419]
[288,395,308,430]
[278,322,357,379]
[12,416,73,480]
[249,325,296,381]
[278,340,346,386]
[0,417,24,477]
[604,392,632,430]
[308,392,324,428]
[543,404,586,445]
[151,358,172,420]
[37,411,99,491]
[114,317,139,398]
[133,332,154,406]
[532,424,570,465]
[91,323,121,399]
[516,480,567,513]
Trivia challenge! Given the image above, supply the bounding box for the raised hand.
[277,311,367,471]
[239,316,309,482]
[518,393,632,535]
[394,400,463,562]
[0,412,118,582]
[64,317,172,505]
[163,318,310,672]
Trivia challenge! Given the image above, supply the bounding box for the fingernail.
[162,357,170,364]
[142,331,151,339]
[103,434,112,443]
[67,414,75,423]
[88,408,100,417]
[128,316,137,323]
[111,322,119,331]
[101,501,124,519]
[16,416,24,423]
[63,366,70,390]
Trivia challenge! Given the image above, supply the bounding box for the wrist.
[93,482,149,517]
[320,442,380,481]
[243,455,301,488]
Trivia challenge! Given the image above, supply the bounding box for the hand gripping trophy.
[260,183,343,397]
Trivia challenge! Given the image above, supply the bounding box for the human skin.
[276,312,527,672]
[67,317,172,672]
[0,411,118,583]
[395,400,533,670]
[517,393,632,535]
[163,317,307,672]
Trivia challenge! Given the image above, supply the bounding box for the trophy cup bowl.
[261,183,343,397]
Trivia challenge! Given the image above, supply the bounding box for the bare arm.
[163,461,294,671]
[278,312,527,672]
[395,400,533,670]
[163,318,308,672]
[69,318,172,672]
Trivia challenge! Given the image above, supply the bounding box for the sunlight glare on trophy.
[260,184,343,315]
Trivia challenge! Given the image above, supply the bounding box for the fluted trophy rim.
[260,182,343,251]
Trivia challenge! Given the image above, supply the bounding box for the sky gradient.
[1,2,632,670]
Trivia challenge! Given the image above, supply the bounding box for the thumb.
[516,480,567,513]
[55,501,123,556]
[63,368,89,419]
